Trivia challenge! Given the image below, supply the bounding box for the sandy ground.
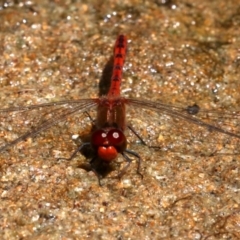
[0,0,240,239]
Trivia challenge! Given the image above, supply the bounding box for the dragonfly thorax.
[95,96,127,130]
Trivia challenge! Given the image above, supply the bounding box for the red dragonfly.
[0,35,240,183]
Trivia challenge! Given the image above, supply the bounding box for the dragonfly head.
[91,128,127,162]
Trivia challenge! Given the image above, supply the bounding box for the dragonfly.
[0,35,240,184]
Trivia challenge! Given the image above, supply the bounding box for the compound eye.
[107,129,126,146]
[91,129,107,146]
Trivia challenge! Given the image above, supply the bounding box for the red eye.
[107,129,126,146]
[91,129,107,146]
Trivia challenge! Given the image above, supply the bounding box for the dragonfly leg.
[84,111,95,124]
[128,125,160,150]
[58,142,104,185]
[90,157,103,186]
[128,125,147,146]
[119,150,143,179]
[57,142,91,161]
[125,149,143,179]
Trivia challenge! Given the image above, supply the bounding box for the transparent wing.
[0,99,98,152]
[127,98,240,156]
[1,96,240,160]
